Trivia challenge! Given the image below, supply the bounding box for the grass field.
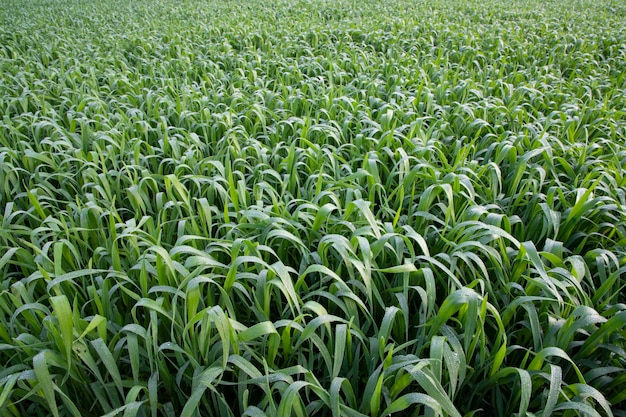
[1,0,626,415]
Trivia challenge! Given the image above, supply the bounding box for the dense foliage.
[1,0,625,415]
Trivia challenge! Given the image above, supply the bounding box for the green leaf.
[33,351,59,417]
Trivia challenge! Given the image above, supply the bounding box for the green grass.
[1,0,625,415]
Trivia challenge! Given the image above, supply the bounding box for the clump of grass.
[1,0,625,415]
